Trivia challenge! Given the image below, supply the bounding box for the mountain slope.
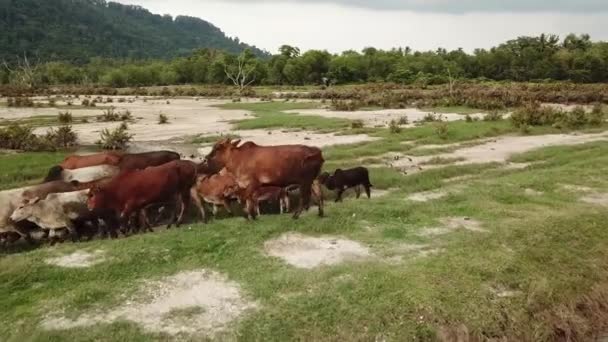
[0,0,267,62]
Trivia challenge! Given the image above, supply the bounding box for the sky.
[113,0,608,54]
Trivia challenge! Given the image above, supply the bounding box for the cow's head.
[87,186,107,210]
[10,197,40,222]
[204,139,241,174]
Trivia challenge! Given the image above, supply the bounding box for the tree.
[224,50,258,92]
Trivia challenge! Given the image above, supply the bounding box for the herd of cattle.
[0,139,373,246]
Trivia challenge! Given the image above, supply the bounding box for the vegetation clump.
[96,122,133,150]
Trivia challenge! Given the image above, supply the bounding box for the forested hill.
[0,0,268,62]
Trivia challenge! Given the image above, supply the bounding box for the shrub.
[118,98,126,103]
[81,99,90,107]
[351,120,364,129]
[106,97,114,103]
[45,125,78,148]
[465,114,473,123]
[97,122,133,150]
[422,112,442,122]
[483,111,502,121]
[435,122,449,140]
[48,97,57,107]
[588,104,606,126]
[98,107,120,122]
[0,124,55,151]
[58,111,73,124]
[158,113,169,124]
[511,102,563,127]
[7,97,35,107]
[120,110,132,121]
[389,119,402,133]
[563,106,587,128]
[398,116,409,125]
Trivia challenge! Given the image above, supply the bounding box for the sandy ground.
[42,269,257,337]
[45,250,106,268]
[264,233,372,269]
[17,98,251,144]
[391,131,608,170]
[286,108,487,127]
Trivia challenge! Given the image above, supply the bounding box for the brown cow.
[118,151,180,171]
[190,168,240,222]
[239,186,290,217]
[204,139,324,219]
[87,160,197,230]
[60,151,123,170]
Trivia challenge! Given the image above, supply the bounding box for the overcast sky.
[113,0,608,54]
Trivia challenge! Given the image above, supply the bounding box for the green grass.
[2,142,608,340]
[0,151,67,190]
[219,101,352,131]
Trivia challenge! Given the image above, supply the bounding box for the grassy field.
[0,151,66,190]
[1,102,608,341]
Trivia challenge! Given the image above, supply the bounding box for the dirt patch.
[524,188,544,196]
[580,193,608,207]
[41,270,257,337]
[407,190,449,202]
[264,233,372,269]
[287,108,485,127]
[45,250,106,268]
[418,217,486,237]
[392,132,608,171]
[562,184,595,192]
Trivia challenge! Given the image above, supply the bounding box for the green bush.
[435,122,449,140]
[511,102,563,127]
[398,116,409,125]
[45,125,78,148]
[158,113,169,124]
[389,119,401,133]
[96,122,133,150]
[483,111,502,122]
[588,104,606,126]
[58,111,73,124]
[563,106,587,128]
[351,120,364,129]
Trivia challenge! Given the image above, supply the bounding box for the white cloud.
[113,0,608,53]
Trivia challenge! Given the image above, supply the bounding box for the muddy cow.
[204,139,324,219]
[87,160,197,230]
[191,168,240,222]
[44,165,120,183]
[319,167,372,202]
[60,151,124,170]
[118,151,180,171]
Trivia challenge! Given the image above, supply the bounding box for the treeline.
[2,34,608,88]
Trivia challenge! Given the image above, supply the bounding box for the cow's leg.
[293,183,312,219]
[66,222,79,243]
[190,188,207,223]
[315,184,325,218]
[364,184,371,199]
[222,199,233,215]
[176,191,189,227]
[355,185,361,199]
[335,187,345,203]
[243,185,258,220]
[256,201,261,217]
[212,204,219,216]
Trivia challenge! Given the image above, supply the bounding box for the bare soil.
[45,250,106,268]
[264,233,372,269]
[41,270,257,337]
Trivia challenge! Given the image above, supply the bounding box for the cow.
[190,168,240,222]
[286,179,324,211]
[318,167,372,202]
[118,151,180,171]
[87,160,197,231]
[204,139,324,219]
[20,180,83,204]
[0,187,38,242]
[245,186,290,217]
[60,151,123,170]
[9,190,104,243]
[44,164,120,183]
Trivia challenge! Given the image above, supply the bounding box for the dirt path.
[392,131,608,170]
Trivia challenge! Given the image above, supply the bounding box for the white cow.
[0,187,35,240]
[44,165,120,183]
[9,190,92,241]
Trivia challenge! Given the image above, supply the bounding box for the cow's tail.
[364,168,373,188]
[43,165,64,183]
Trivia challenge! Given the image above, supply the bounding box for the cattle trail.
[41,270,257,337]
[264,233,372,269]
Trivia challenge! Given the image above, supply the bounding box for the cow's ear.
[230,139,241,147]
[31,197,41,204]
